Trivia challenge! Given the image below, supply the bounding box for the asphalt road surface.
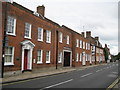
[2,62,119,89]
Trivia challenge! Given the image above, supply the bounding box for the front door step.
[22,70,32,73]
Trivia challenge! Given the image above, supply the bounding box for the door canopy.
[21,40,35,49]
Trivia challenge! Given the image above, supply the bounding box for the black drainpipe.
[56,31,58,69]
[2,2,8,78]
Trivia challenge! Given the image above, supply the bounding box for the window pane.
[46,30,51,43]
[25,23,31,38]
[59,32,62,43]
[46,51,49,61]
[38,50,42,62]
[38,28,43,41]
[46,51,50,63]
[58,52,62,63]
[8,47,12,54]
[67,35,69,44]
[5,47,13,63]
[5,47,14,65]
[7,16,15,34]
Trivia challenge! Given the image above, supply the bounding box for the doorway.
[24,49,29,70]
[21,40,35,71]
[64,51,71,67]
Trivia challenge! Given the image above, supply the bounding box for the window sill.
[46,62,50,64]
[46,41,51,44]
[58,62,62,64]
[4,63,14,66]
[59,42,62,43]
[38,39,43,42]
[7,33,16,36]
[37,62,43,64]
[24,36,31,39]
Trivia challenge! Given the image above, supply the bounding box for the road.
[2,62,118,89]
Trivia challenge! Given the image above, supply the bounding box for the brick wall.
[2,2,105,73]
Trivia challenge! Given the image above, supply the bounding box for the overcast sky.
[13,0,119,55]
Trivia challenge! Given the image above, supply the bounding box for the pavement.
[1,64,101,84]
[113,82,120,89]
[1,62,119,89]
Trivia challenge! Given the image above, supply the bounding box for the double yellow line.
[106,76,120,90]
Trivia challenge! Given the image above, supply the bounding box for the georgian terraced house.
[2,1,105,77]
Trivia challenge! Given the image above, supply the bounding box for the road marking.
[41,79,73,89]
[106,76,120,90]
[80,73,92,78]
[96,70,100,72]
[112,72,118,74]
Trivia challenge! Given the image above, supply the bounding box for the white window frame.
[80,53,82,62]
[86,43,88,50]
[7,16,16,36]
[46,30,51,43]
[80,40,82,48]
[46,51,51,63]
[24,23,32,39]
[86,54,88,61]
[4,47,14,66]
[76,53,79,62]
[37,50,43,64]
[58,52,62,63]
[83,41,85,49]
[38,27,43,42]
[59,32,63,43]
[76,39,79,47]
[67,35,69,44]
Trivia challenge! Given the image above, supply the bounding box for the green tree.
[116,52,120,60]
[104,48,109,63]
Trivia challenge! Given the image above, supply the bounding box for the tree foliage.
[104,48,109,62]
[111,52,120,61]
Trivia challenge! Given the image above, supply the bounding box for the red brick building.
[86,31,105,64]
[1,2,105,77]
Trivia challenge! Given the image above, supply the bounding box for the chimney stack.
[37,5,45,17]
[86,31,91,38]
[105,44,107,47]
[95,37,99,41]
[81,32,84,37]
